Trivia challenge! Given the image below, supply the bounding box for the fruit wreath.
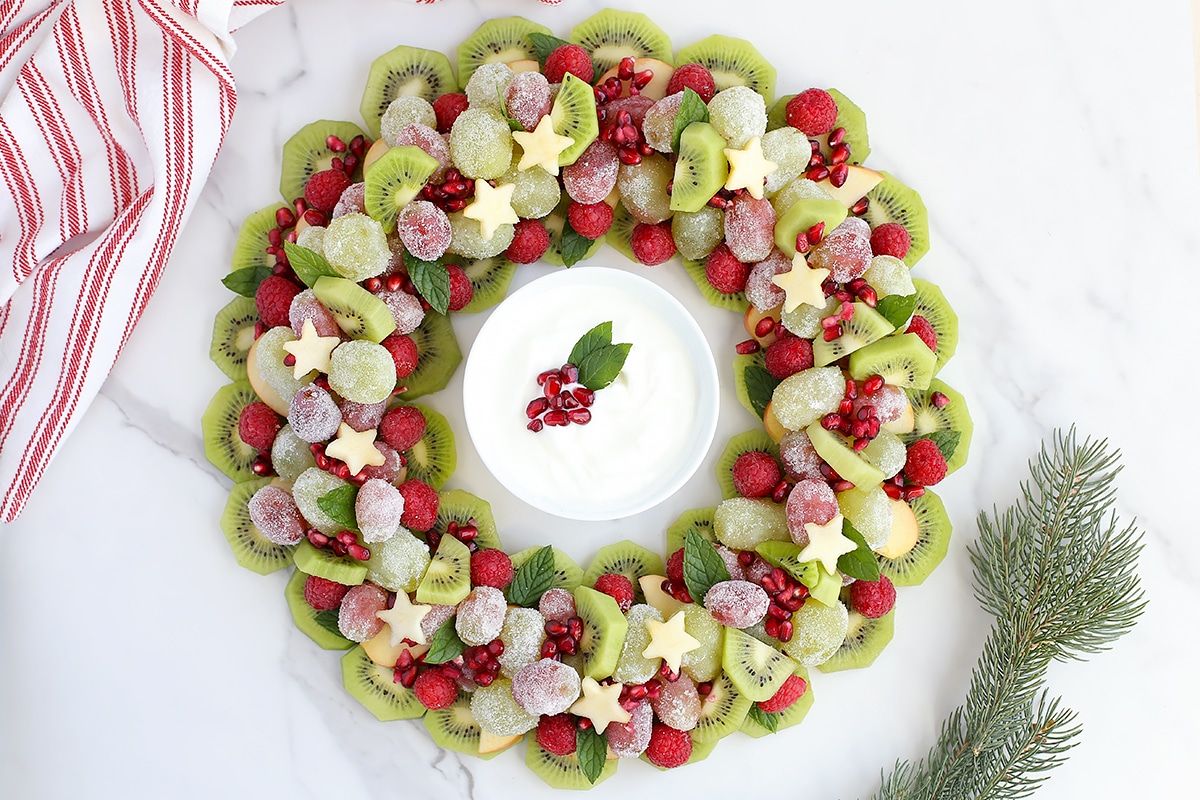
[203,9,972,788]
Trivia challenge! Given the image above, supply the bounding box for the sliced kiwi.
[732,350,771,421]
[878,489,951,586]
[415,533,472,605]
[400,404,456,490]
[805,422,885,489]
[671,122,730,213]
[293,539,368,585]
[827,89,871,165]
[569,9,673,74]
[202,380,262,483]
[680,603,724,682]
[572,585,629,679]
[449,254,517,313]
[311,276,397,343]
[220,477,296,574]
[284,568,354,650]
[665,507,717,555]
[457,16,550,88]
[774,196,848,258]
[525,736,618,789]
[675,35,776,104]
[541,196,606,267]
[606,202,638,263]
[364,145,439,232]
[550,74,600,168]
[424,692,506,760]
[510,546,583,591]
[581,540,665,604]
[342,644,426,721]
[910,278,959,372]
[210,296,259,381]
[681,258,749,312]
[817,609,894,672]
[399,311,462,398]
[766,94,793,133]
[905,379,972,474]
[230,203,286,273]
[848,333,938,391]
[360,45,457,139]
[690,671,751,743]
[715,430,781,500]
[722,628,796,702]
[862,171,930,267]
[279,120,366,203]
[434,488,501,549]
[812,302,895,367]
[739,664,813,738]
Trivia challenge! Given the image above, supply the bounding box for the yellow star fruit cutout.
[281,318,340,379]
[375,591,432,647]
[511,114,574,176]
[324,422,386,476]
[641,608,701,674]
[799,513,857,574]
[723,136,778,200]
[569,677,630,734]
[773,255,831,313]
[462,179,519,240]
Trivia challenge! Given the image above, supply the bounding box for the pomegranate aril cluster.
[525,364,595,432]
[306,527,371,561]
[595,58,656,166]
[540,615,584,660]
[462,639,506,687]
[426,519,481,553]
[419,167,476,213]
[756,564,808,643]
[820,375,886,452]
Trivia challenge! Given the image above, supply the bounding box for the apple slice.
[596,58,675,101]
[763,401,787,443]
[876,497,919,559]
[362,626,430,668]
[479,730,522,755]
[816,165,883,208]
[882,397,915,435]
[361,137,390,172]
[638,574,686,620]
[744,303,783,348]
[245,339,289,415]
[506,59,540,74]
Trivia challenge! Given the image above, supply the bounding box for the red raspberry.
[381,333,419,380]
[849,575,896,619]
[705,244,749,294]
[906,315,938,352]
[471,548,515,589]
[302,574,350,611]
[379,404,427,452]
[732,451,782,498]
[630,222,676,266]
[665,63,717,103]
[785,88,838,137]
[397,479,439,531]
[567,201,614,240]
[645,723,692,768]
[505,218,551,264]
[446,263,474,311]
[870,222,911,259]
[666,548,685,582]
[592,573,634,613]
[757,673,808,713]
[763,335,815,380]
[255,275,300,328]
[237,401,281,451]
[903,438,947,487]
[432,92,469,134]
[303,168,352,214]
[536,713,577,756]
[544,43,594,85]
[413,669,458,710]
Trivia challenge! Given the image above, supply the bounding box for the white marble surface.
[2,0,1198,796]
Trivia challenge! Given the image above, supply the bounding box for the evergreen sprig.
[871,429,1145,800]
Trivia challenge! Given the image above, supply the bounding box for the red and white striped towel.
[0,0,285,521]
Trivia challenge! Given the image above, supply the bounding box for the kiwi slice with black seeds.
[665,507,717,554]
[284,568,354,650]
[581,540,666,604]
[434,489,501,550]
[740,664,814,738]
[811,301,895,367]
[878,489,951,586]
[416,533,472,605]
[400,403,456,490]
[279,120,366,203]
[202,380,262,483]
[424,692,506,760]
[676,34,776,104]
[690,671,751,743]
[448,254,517,313]
[722,628,796,702]
[550,74,600,168]
[364,145,440,233]
[848,333,938,391]
[210,296,259,381]
[606,202,638,263]
[398,311,462,399]
[311,276,397,343]
[827,89,871,165]
[671,121,730,214]
[230,203,286,273]
[681,258,749,313]
[526,737,619,789]
[862,171,930,267]
[457,16,550,88]
[572,585,629,680]
[569,9,673,74]
[715,430,781,500]
[905,379,972,474]
[360,45,457,139]
[341,644,427,721]
[510,545,583,591]
[817,608,894,673]
[910,278,959,372]
[541,196,606,267]
[220,477,296,575]
[293,539,368,586]
[732,349,770,421]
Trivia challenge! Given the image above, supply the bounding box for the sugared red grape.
[651,673,701,732]
[289,289,341,339]
[355,478,404,544]
[779,429,824,483]
[397,200,452,261]
[746,249,791,312]
[786,479,839,545]
[393,124,451,182]
[606,700,652,758]
[376,289,425,335]
[642,91,684,153]
[724,195,775,263]
[809,217,872,283]
[338,582,388,643]
[247,484,305,545]
[511,659,581,716]
[455,586,507,646]
[505,71,552,131]
[705,580,770,628]
[288,384,342,443]
[562,139,619,205]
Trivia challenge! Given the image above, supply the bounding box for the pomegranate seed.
[348,544,370,560]
[738,551,755,566]
[364,277,382,293]
[567,408,592,425]
[831,143,851,165]
[754,317,775,338]
[292,197,308,215]
[828,127,846,146]
[808,152,825,168]
[794,234,810,254]
[736,339,761,355]
[839,398,854,416]
[830,163,849,188]
[303,208,327,226]
[764,616,780,637]
[902,486,926,501]
[541,640,559,659]
[851,196,870,215]
[852,437,871,452]
[545,620,568,636]
[337,530,356,545]
[806,165,830,182]
[251,455,272,476]
[845,378,858,399]
[561,363,579,383]
[549,393,565,410]
[275,208,296,229]
[526,397,549,419]
[760,575,779,593]
[771,480,790,503]
[823,326,842,342]
[331,156,344,172]
[386,275,403,291]
[806,222,826,245]
[475,672,496,688]
[777,620,794,643]
[932,392,950,408]
[544,374,563,398]
[329,540,348,557]
[832,479,855,492]
[568,618,584,640]
[572,387,595,406]
[864,375,884,395]
[618,149,642,165]
[326,135,347,152]
[633,69,654,89]
[282,354,297,368]
[577,717,592,731]
[558,637,577,655]
[267,228,283,247]
[618,57,635,81]
[527,418,544,433]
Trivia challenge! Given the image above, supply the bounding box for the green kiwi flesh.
[510,546,584,591]
[541,196,606,267]
[210,296,259,381]
[220,477,296,575]
[450,254,517,313]
[766,94,793,133]
[676,34,777,104]
[878,489,951,586]
[203,380,262,483]
[293,539,368,585]
[400,404,456,490]
[279,120,366,203]
[605,203,638,263]
[774,196,848,258]
[364,145,440,232]
[231,203,286,272]
[572,586,629,679]
[862,171,930,267]
[690,671,751,743]
[284,568,354,650]
[817,609,894,672]
[721,628,796,702]
[569,9,673,73]
[550,74,600,168]
[400,311,462,399]
[581,540,666,603]
[457,16,550,88]
[682,258,749,312]
[311,276,397,343]
[739,664,814,738]
[805,422,885,489]
[827,89,871,165]
[525,737,618,789]
[341,645,427,721]
[415,533,472,605]
[911,278,959,373]
[848,333,938,391]
[665,507,717,555]
[360,45,457,139]
[905,379,972,474]
[715,430,781,500]
[434,489,502,550]
[670,121,730,213]
[811,301,894,366]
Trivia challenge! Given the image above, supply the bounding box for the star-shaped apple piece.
[281,318,340,379]
[799,513,856,574]
[511,114,575,176]
[375,591,432,647]
[773,254,831,313]
[324,422,386,477]
[723,136,778,200]
[462,179,519,240]
[569,676,630,734]
[641,608,701,674]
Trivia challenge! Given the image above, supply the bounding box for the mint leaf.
[407,256,451,315]
[506,545,555,607]
[576,724,608,784]
[284,241,340,287]
[671,88,711,153]
[928,430,962,462]
[560,215,595,268]
[423,618,467,664]
[221,264,273,297]
[577,343,631,391]
[744,365,780,420]
[569,321,613,367]
[312,609,347,639]
[747,705,780,733]
[876,293,917,330]
[684,529,731,605]
[837,520,882,582]
[316,484,358,531]
[529,32,572,66]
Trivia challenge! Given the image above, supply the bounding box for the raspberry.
[544,43,594,85]
[566,201,614,240]
[592,573,634,613]
[471,548,515,589]
[645,723,692,768]
[665,63,717,103]
[630,222,676,266]
[870,222,911,259]
[665,548,684,582]
[906,315,938,352]
[255,275,301,328]
[757,673,808,713]
[381,333,419,380]
[413,669,458,710]
[732,451,782,498]
[302,574,350,611]
[446,263,474,311]
[849,575,896,619]
[237,401,282,451]
[505,218,551,264]
[903,438,947,487]
[785,88,838,137]
[536,713,577,756]
[397,479,439,531]
[705,244,749,294]
[379,404,427,452]
[763,335,815,380]
[303,168,352,214]
[432,92,469,134]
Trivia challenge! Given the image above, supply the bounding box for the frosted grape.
[761,127,810,196]
[716,544,748,581]
[862,430,907,480]
[255,326,311,404]
[745,249,791,312]
[323,213,391,282]
[713,497,790,550]
[449,108,512,180]
[838,485,894,550]
[357,442,402,484]
[642,91,684,153]
[606,94,653,128]
[862,255,915,298]
[420,603,457,641]
[332,182,366,218]
[448,210,514,259]
[650,672,700,732]
[786,479,839,545]
[455,586,507,646]
[613,604,664,684]
[270,423,316,482]
[771,366,845,431]
[771,177,834,218]
[380,96,437,145]
[511,659,581,716]
[498,607,546,678]
[616,152,673,224]
[680,604,723,682]
[606,700,652,758]
[708,86,767,148]
[538,588,576,622]
[397,200,452,261]
[704,580,769,629]
[376,289,425,335]
[338,583,388,643]
[289,289,341,338]
[724,195,775,263]
[247,484,305,545]
[336,397,387,433]
[327,340,395,404]
[501,158,560,219]
[355,478,404,544]
[465,62,516,113]
[291,467,348,535]
[779,429,824,483]
[504,71,552,131]
[809,217,872,283]
[365,527,430,593]
[471,678,539,737]
[294,224,325,254]
[393,124,452,182]
[561,139,619,205]
[288,384,342,443]
[782,598,849,667]
[671,206,724,261]
[782,294,838,339]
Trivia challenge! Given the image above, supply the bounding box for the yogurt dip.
[463,267,719,521]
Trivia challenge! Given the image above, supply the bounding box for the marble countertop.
[2,0,1197,796]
